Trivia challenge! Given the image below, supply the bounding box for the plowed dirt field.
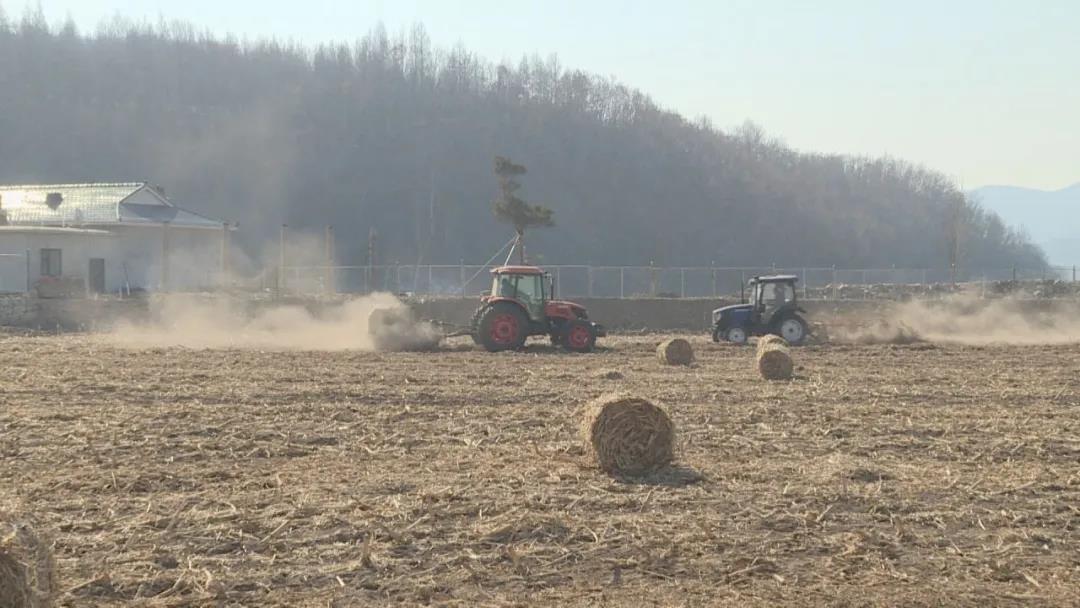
[2,332,1078,606]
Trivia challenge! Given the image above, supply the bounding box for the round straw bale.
[756,334,788,355]
[756,343,794,381]
[580,394,674,476]
[656,338,693,366]
[0,517,55,608]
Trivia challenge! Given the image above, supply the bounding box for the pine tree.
[492,156,554,264]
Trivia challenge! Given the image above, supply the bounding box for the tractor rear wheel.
[562,319,597,353]
[468,306,485,344]
[476,302,528,352]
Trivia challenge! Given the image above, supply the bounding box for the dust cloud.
[834,295,1080,345]
[102,293,441,351]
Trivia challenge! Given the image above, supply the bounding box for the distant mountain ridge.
[972,183,1080,266]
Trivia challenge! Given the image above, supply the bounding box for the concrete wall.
[407,297,890,331]
[0,295,34,326]
[9,293,1076,334]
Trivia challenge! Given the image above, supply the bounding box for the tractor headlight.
[712,310,723,324]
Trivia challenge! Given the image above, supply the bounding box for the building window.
[40,248,62,278]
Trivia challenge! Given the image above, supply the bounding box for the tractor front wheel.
[724,326,748,345]
[476,302,528,352]
[562,319,597,353]
[779,315,808,346]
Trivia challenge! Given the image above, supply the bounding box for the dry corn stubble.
[0,517,55,608]
[656,338,693,365]
[757,343,794,380]
[580,393,675,476]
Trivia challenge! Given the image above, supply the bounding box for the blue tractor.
[711,275,810,345]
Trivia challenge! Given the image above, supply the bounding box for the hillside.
[0,11,1048,270]
[972,183,1080,266]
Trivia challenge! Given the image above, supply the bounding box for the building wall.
[0,231,115,294]
[100,225,224,293]
[0,226,225,294]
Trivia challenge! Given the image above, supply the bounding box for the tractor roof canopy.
[750,274,798,284]
[491,265,544,276]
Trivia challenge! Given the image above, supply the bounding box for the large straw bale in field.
[0,516,55,608]
[756,334,788,355]
[757,343,794,380]
[580,394,674,476]
[656,338,693,366]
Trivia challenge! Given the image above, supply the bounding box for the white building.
[0,183,229,295]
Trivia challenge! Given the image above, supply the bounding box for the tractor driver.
[499,277,515,298]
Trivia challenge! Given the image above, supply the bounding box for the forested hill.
[0,9,1048,269]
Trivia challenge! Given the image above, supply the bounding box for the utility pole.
[279,224,288,293]
[220,222,230,288]
[367,227,377,294]
[160,221,171,292]
[325,225,335,295]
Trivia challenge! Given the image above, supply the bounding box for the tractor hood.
[545,300,588,319]
[712,303,752,325]
[547,299,586,312]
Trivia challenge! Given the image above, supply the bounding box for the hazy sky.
[16,0,1080,190]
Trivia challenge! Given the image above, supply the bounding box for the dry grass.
[656,338,693,366]
[1,330,1079,606]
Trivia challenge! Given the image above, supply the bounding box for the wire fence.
[276,264,1080,299]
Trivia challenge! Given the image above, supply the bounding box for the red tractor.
[470,265,606,352]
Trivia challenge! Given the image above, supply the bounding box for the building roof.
[491,265,545,275]
[750,274,799,283]
[0,225,113,236]
[0,182,225,230]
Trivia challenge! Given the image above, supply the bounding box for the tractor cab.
[711,275,809,345]
[488,265,548,321]
[473,265,605,352]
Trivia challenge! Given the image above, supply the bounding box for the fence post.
[587,265,593,297]
[277,224,287,294]
[831,265,837,300]
[680,268,686,298]
[620,267,625,298]
[1073,266,1076,283]
[711,264,717,297]
[460,260,465,296]
[427,265,433,295]
[802,267,808,299]
[922,268,928,286]
[324,225,335,295]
